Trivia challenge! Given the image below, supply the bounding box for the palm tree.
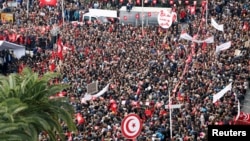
[0,68,76,141]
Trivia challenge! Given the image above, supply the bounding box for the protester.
[0,0,249,141]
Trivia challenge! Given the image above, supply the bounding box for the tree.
[0,68,76,141]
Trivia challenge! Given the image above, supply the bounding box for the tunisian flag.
[234,112,250,125]
[57,38,63,60]
[40,0,57,6]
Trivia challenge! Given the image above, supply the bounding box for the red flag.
[111,103,117,113]
[243,22,249,31]
[145,108,152,117]
[159,109,167,116]
[49,62,56,72]
[40,0,57,7]
[76,113,84,124]
[177,92,184,101]
[57,38,63,60]
[236,112,250,123]
[190,6,196,15]
[202,42,207,53]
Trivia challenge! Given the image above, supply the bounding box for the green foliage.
[0,67,76,141]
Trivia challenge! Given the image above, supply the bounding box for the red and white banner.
[158,10,175,29]
[213,82,232,103]
[215,41,231,53]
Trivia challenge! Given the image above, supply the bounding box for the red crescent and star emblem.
[121,113,142,139]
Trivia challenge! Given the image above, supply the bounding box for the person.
[126,1,133,12]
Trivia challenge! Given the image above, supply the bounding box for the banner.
[202,36,214,43]
[82,83,110,102]
[165,104,183,109]
[213,83,232,103]
[180,33,214,43]
[180,33,193,41]
[0,13,14,23]
[211,18,224,31]
[92,83,110,97]
[158,10,173,29]
[40,0,57,6]
[215,41,231,53]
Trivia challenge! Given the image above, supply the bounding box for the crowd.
[0,0,250,141]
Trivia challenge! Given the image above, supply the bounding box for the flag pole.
[141,0,144,36]
[205,0,208,28]
[168,89,173,139]
[26,0,29,18]
[62,0,64,26]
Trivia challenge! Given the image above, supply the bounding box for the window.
[91,17,97,22]
[83,16,90,21]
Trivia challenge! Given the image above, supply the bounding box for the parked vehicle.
[119,6,172,26]
[82,9,118,24]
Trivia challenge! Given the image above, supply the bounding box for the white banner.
[158,10,173,29]
[215,41,231,53]
[81,83,110,102]
[180,33,214,43]
[202,36,215,44]
[180,33,193,41]
[165,104,183,109]
[93,83,110,97]
[211,18,224,31]
[213,83,232,103]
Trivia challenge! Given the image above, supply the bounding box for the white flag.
[211,18,224,31]
[213,83,232,103]
[216,41,232,53]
